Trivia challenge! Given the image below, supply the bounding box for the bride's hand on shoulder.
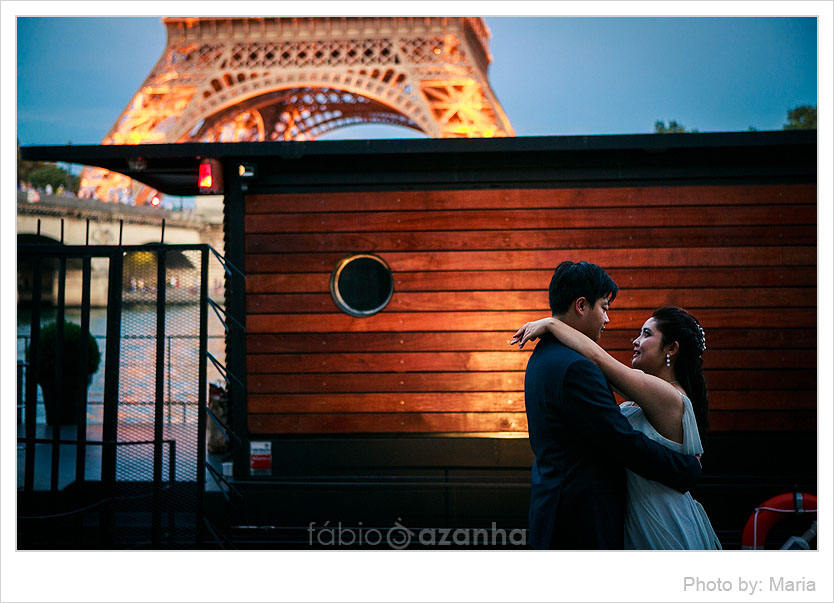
[509,317,554,349]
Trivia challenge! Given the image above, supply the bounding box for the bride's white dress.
[619,393,722,549]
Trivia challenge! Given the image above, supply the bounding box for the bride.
[511,306,721,550]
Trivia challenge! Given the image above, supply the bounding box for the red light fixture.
[198,159,223,193]
[150,195,161,207]
[198,162,212,189]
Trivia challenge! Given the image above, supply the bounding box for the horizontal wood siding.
[244,184,816,435]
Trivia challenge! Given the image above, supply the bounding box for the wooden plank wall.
[244,183,816,435]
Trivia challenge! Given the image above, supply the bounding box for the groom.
[524,261,701,549]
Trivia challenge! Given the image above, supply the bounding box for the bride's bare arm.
[511,317,684,442]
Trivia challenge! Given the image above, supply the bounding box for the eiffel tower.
[80,16,514,204]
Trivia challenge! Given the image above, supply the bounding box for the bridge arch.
[18,234,63,306]
[123,247,200,305]
[19,233,62,245]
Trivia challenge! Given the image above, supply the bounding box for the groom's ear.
[573,297,587,316]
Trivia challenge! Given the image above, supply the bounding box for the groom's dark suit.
[525,333,701,549]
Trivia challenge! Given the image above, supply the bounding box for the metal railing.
[16,239,223,548]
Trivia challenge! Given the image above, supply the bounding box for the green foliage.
[18,141,79,193]
[654,120,698,134]
[26,321,101,425]
[28,321,101,385]
[17,141,45,184]
[17,160,43,184]
[783,105,817,130]
[26,164,79,193]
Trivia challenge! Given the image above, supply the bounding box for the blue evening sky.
[16,16,817,145]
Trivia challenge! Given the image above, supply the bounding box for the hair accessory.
[698,325,707,353]
[666,353,671,368]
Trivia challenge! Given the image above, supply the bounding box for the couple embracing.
[510,260,721,550]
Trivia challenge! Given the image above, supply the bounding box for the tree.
[654,120,698,134]
[783,105,816,130]
[27,164,79,193]
[18,140,79,194]
[17,140,45,184]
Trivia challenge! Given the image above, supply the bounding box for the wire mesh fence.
[17,243,227,549]
[114,248,204,547]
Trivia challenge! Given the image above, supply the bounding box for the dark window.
[330,254,393,317]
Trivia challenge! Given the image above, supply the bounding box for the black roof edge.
[19,130,816,197]
[20,129,817,164]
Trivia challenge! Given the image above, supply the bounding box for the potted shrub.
[28,320,101,425]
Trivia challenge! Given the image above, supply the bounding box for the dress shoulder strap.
[677,391,704,455]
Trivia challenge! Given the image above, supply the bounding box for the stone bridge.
[17,192,225,306]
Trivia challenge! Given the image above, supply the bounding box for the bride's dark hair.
[651,306,709,443]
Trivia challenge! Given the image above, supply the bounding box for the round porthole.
[330,254,394,317]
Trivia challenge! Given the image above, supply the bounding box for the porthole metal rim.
[329,253,394,318]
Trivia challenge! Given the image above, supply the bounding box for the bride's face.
[631,317,667,374]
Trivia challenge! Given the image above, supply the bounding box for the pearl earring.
[666,353,671,367]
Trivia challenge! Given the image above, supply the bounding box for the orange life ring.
[741,492,817,549]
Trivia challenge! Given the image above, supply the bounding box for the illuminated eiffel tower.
[80,16,514,204]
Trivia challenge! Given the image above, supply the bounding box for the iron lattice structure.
[81,17,514,204]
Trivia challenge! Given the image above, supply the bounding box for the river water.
[17,304,227,425]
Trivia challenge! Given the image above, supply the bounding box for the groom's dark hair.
[549,261,618,316]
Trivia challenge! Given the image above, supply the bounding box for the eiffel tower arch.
[81,16,514,204]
